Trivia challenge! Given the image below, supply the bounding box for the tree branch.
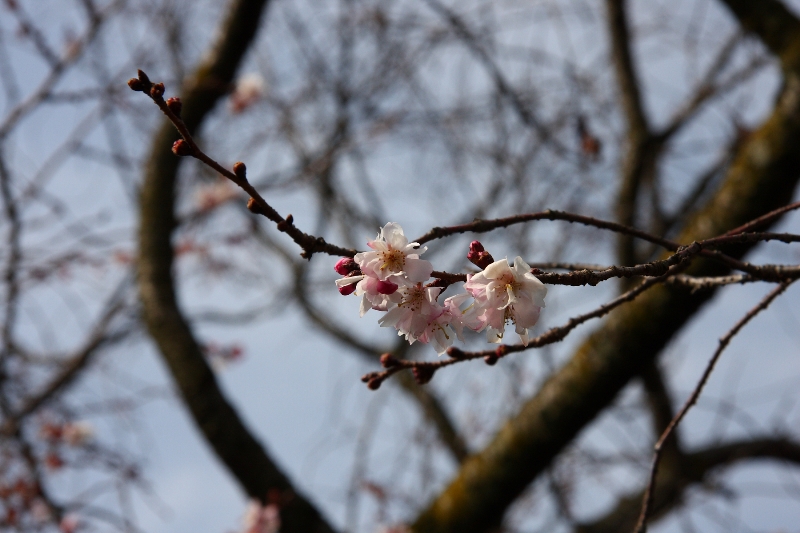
[605,0,660,267]
[575,436,800,533]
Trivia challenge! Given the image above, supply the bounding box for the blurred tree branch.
[136,0,336,530]
[410,1,800,531]
[575,436,800,533]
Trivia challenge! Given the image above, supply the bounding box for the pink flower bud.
[467,240,495,269]
[334,257,358,275]
[338,283,357,296]
[376,280,398,294]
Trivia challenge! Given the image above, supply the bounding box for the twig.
[129,70,355,260]
[723,200,800,236]
[415,209,679,250]
[362,262,689,389]
[633,280,793,533]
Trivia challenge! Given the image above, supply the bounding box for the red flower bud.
[334,257,359,276]
[338,283,357,296]
[376,280,398,295]
[467,240,495,269]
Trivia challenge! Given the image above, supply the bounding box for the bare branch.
[634,281,793,533]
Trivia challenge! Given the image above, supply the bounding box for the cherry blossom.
[335,230,547,354]
[464,256,547,345]
[355,222,432,285]
[378,284,461,354]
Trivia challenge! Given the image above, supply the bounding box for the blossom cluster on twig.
[128,70,800,391]
[334,223,548,355]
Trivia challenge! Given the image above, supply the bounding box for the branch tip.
[380,353,399,368]
[233,161,247,181]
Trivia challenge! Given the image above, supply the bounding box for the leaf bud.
[166,97,182,116]
[412,365,435,385]
[127,78,145,92]
[137,69,151,86]
[233,161,247,181]
[447,346,465,360]
[380,353,399,368]
[150,82,165,98]
[247,197,265,215]
[171,139,192,156]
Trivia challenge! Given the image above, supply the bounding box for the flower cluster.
[335,223,547,354]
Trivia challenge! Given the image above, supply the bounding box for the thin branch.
[723,200,800,236]
[415,209,679,250]
[363,262,689,388]
[576,436,800,533]
[634,280,793,533]
[131,71,355,260]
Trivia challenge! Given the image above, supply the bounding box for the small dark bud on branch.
[277,214,294,232]
[447,347,466,360]
[380,353,399,368]
[246,197,265,215]
[233,161,247,181]
[367,378,382,390]
[166,97,182,116]
[484,355,498,366]
[412,365,435,385]
[127,78,145,92]
[137,69,151,86]
[150,82,165,98]
[467,240,495,269]
[171,139,192,156]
